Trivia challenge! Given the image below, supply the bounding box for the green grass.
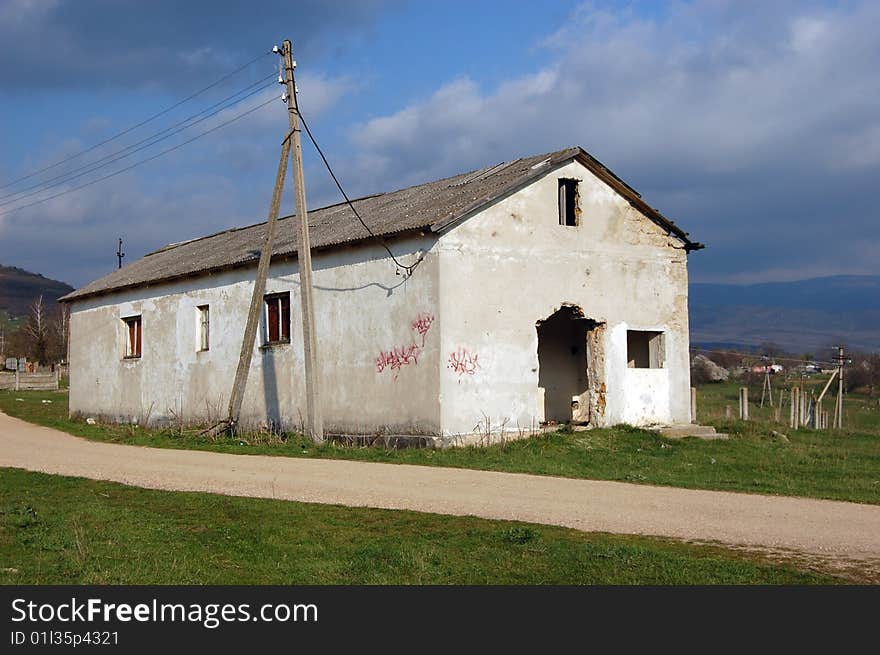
[0,309,22,333]
[0,467,841,584]
[1,384,878,505]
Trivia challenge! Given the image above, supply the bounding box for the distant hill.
[0,265,74,320]
[690,275,880,355]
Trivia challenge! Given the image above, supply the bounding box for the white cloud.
[341,0,880,282]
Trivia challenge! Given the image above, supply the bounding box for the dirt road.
[1,410,878,573]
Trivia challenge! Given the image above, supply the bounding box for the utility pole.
[116,238,125,269]
[282,39,324,443]
[834,345,847,430]
[760,364,774,408]
[223,138,291,433]
[208,39,323,443]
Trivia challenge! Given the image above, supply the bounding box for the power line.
[298,110,422,275]
[0,76,276,206]
[690,346,835,367]
[0,79,278,209]
[0,95,278,218]
[0,50,273,191]
[0,73,277,203]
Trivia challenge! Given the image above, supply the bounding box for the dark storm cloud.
[0,0,395,91]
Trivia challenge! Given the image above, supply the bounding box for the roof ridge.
[143,155,547,258]
[61,145,701,304]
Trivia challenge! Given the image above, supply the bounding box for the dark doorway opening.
[537,305,597,424]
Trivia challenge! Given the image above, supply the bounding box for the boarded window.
[197,305,210,351]
[558,178,579,226]
[264,292,290,344]
[123,316,142,359]
[627,330,664,368]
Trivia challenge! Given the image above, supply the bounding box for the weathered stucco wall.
[69,234,442,434]
[68,158,694,442]
[437,159,692,437]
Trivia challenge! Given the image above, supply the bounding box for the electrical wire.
[0,50,273,191]
[690,346,836,367]
[0,75,278,206]
[297,110,422,276]
[0,95,278,218]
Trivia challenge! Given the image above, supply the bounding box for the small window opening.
[264,292,291,345]
[197,305,210,351]
[558,178,580,226]
[627,330,664,368]
[123,315,142,359]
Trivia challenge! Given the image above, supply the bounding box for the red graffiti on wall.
[375,312,435,380]
[448,348,479,379]
[411,313,435,346]
[375,343,421,379]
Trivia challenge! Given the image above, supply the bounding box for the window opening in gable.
[558,178,580,226]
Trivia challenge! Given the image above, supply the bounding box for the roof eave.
[59,226,432,304]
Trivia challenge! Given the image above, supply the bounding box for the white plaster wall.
[68,160,695,440]
[437,159,692,436]
[68,234,442,434]
[620,369,671,424]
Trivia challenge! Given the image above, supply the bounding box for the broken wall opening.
[537,305,603,424]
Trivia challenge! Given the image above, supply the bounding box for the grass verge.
[0,467,842,584]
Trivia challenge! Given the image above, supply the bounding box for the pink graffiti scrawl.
[375,343,421,379]
[448,348,479,379]
[411,313,435,346]
[374,312,436,380]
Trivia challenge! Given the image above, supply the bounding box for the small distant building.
[751,363,784,374]
[60,146,703,443]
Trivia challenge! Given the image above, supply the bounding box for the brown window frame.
[264,292,291,345]
[123,315,142,359]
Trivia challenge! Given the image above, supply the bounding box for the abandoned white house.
[60,146,703,442]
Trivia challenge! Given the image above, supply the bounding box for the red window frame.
[264,293,290,344]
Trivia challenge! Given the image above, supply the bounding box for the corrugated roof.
[61,146,701,302]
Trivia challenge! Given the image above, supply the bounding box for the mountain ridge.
[0,265,74,319]
[690,275,880,354]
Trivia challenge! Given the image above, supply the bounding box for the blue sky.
[1,0,878,288]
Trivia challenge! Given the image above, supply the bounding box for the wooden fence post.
[690,387,697,423]
[14,368,19,392]
[739,387,749,420]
